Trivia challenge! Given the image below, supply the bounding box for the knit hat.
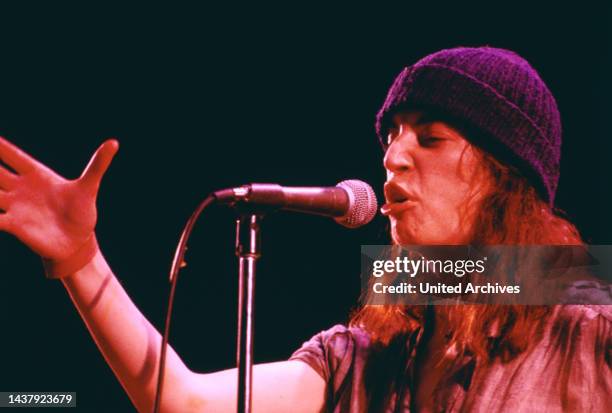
[375,47,561,206]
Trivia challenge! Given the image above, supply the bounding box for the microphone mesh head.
[335,180,378,228]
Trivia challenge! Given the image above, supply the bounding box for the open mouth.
[384,181,411,204]
[381,181,416,216]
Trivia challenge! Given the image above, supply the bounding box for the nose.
[383,124,417,174]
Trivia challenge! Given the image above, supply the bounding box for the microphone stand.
[235,213,262,413]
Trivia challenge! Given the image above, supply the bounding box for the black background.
[0,3,610,412]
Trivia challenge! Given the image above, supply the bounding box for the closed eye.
[419,135,445,147]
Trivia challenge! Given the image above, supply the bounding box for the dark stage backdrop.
[0,3,610,412]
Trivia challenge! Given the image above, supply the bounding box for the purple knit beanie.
[375,47,562,206]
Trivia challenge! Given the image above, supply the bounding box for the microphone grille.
[335,180,378,228]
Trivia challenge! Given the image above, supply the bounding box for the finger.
[0,213,9,231]
[80,139,119,188]
[0,136,36,174]
[0,166,17,190]
[0,191,9,210]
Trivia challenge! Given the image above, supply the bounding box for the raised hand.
[0,137,118,269]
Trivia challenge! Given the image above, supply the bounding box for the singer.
[0,47,610,412]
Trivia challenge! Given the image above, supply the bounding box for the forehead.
[390,110,469,139]
[391,111,425,126]
[392,110,452,127]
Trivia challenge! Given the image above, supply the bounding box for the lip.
[382,181,417,216]
[381,200,417,216]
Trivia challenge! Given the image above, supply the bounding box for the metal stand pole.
[235,214,262,413]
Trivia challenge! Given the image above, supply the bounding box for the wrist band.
[42,236,99,279]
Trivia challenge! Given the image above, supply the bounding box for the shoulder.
[560,277,612,305]
[292,323,372,361]
[552,304,612,324]
[289,324,372,381]
[546,305,611,361]
[311,324,371,350]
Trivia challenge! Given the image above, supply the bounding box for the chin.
[391,227,421,245]
[393,226,462,245]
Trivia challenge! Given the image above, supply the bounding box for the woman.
[0,47,609,412]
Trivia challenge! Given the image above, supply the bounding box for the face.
[382,111,490,245]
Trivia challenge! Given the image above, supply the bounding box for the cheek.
[426,164,476,210]
[419,183,480,244]
[409,185,467,240]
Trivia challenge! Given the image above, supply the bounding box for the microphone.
[213,180,378,228]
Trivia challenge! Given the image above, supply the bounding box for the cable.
[153,194,216,413]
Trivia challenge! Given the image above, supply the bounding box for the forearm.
[0,136,324,412]
[61,249,196,413]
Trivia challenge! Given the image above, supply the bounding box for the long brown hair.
[350,148,583,362]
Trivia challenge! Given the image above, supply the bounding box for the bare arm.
[62,249,325,413]
[0,137,325,413]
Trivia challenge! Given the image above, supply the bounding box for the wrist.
[42,235,100,279]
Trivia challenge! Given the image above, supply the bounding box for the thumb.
[80,139,120,188]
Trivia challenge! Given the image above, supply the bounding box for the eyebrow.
[415,113,443,125]
[393,112,441,128]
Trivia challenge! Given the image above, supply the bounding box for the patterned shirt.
[290,305,611,412]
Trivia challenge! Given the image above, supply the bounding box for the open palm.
[0,137,118,261]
